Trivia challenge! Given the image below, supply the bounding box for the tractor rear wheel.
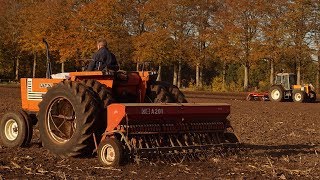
[38,81,100,157]
[0,111,33,148]
[153,85,175,103]
[81,79,114,108]
[269,85,284,102]
[168,84,188,103]
[292,90,306,103]
[81,79,114,141]
[309,91,316,103]
[149,82,187,103]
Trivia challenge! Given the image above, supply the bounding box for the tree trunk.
[296,60,301,85]
[317,61,320,93]
[317,52,320,93]
[15,56,19,80]
[33,52,37,78]
[222,61,226,90]
[270,59,274,85]
[196,63,200,87]
[177,60,182,88]
[156,65,162,81]
[317,54,320,93]
[173,63,178,86]
[199,66,203,88]
[61,62,65,73]
[243,62,249,91]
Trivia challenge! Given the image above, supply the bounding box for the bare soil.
[0,86,319,179]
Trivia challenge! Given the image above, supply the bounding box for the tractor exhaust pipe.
[42,38,52,79]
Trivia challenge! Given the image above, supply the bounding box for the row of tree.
[0,0,320,92]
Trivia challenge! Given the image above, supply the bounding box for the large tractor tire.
[38,81,100,157]
[309,91,316,103]
[292,90,306,103]
[81,79,114,108]
[269,85,284,102]
[149,81,187,103]
[0,110,33,148]
[153,85,175,103]
[81,79,114,141]
[167,84,188,103]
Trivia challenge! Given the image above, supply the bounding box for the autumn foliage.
[0,0,320,92]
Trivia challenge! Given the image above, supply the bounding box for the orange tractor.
[0,40,239,166]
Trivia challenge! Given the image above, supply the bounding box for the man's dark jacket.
[87,47,118,71]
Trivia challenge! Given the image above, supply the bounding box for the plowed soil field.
[0,86,319,179]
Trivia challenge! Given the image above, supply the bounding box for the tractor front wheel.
[0,111,33,148]
[292,90,306,103]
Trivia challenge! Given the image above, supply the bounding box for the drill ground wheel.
[81,79,114,108]
[0,111,33,148]
[97,138,123,167]
[292,90,306,103]
[38,81,100,157]
[269,85,284,102]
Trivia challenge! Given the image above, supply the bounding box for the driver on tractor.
[86,38,119,71]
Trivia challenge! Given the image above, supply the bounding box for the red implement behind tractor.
[246,92,269,101]
[0,40,239,166]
